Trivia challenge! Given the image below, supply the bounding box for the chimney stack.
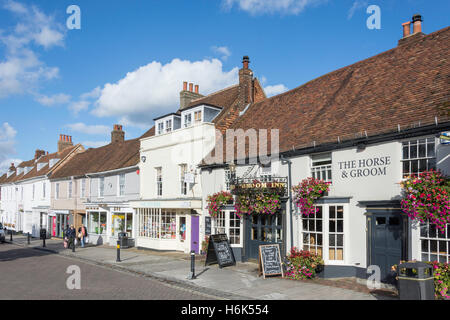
[179,81,203,110]
[35,149,46,159]
[402,21,411,38]
[58,134,73,152]
[398,14,425,46]
[239,56,253,107]
[111,124,125,143]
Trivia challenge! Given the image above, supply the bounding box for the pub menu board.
[204,217,211,236]
[205,234,236,268]
[258,244,284,279]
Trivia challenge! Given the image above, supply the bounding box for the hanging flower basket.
[292,177,331,217]
[206,191,233,218]
[400,169,450,234]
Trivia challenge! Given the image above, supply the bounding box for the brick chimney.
[179,82,203,110]
[111,124,125,143]
[58,134,73,152]
[35,149,46,159]
[238,56,254,107]
[398,14,425,46]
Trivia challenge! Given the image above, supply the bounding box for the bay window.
[420,221,449,263]
[212,211,242,246]
[138,208,177,240]
[301,204,346,262]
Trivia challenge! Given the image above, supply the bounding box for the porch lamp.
[228,163,236,182]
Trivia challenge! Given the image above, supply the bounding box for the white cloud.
[347,1,368,20]
[68,100,90,115]
[0,122,20,173]
[264,84,289,96]
[92,58,238,127]
[66,122,110,135]
[35,93,71,106]
[81,141,109,148]
[211,46,231,61]
[0,1,66,98]
[222,0,325,15]
[80,87,101,100]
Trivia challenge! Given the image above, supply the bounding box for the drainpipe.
[281,156,293,255]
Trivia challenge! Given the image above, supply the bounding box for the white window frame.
[157,122,164,135]
[224,169,232,191]
[260,163,272,182]
[180,164,187,196]
[119,174,125,197]
[311,153,332,183]
[300,203,349,265]
[99,177,104,198]
[156,167,162,197]
[183,113,192,128]
[419,221,449,263]
[55,183,59,200]
[194,110,202,124]
[80,179,86,198]
[211,210,243,247]
[165,119,172,133]
[68,181,72,199]
[401,137,436,178]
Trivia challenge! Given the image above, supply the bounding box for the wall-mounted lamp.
[229,163,236,173]
[141,156,147,163]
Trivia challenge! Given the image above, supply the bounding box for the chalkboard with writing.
[258,244,283,279]
[205,234,236,268]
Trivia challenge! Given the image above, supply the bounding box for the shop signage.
[338,156,391,179]
[230,181,286,191]
[440,132,450,145]
[258,244,284,279]
[184,173,195,184]
[205,234,236,268]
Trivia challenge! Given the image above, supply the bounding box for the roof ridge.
[188,84,239,104]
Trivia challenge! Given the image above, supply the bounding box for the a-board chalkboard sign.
[205,234,236,268]
[258,244,284,279]
[205,217,211,236]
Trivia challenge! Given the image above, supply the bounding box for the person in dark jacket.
[67,225,76,250]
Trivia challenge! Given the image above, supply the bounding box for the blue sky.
[0,0,449,171]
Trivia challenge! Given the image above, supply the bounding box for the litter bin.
[118,232,128,249]
[397,261,435,300]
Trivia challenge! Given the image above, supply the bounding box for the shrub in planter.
[284,247,324,280]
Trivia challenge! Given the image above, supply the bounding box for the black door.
[368,212,404,283]
[246,213,283,260]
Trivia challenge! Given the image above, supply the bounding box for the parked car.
[0,223,5,243]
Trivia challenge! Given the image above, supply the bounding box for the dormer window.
[184,113,192,128]
[194,110,202,123]
[165,119,172,133]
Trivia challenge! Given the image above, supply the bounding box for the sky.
[0,0,449,172]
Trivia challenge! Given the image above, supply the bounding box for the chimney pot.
[183,81,188,91]
[402,21,411,38]
[242,56,250,69]
[412,14,423,34]
[189,83,193,92]
[195,85,199,94]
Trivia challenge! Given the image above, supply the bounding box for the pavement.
[5,235,398,300]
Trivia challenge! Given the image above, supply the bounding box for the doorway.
[246,213,283,260]
[368,212,405,283]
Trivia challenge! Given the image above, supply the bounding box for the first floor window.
[119,174,125,196]
[402,138,436,178]
[99,177,104,197]
[68,181,72,198]
[156,167,162,196]
[311,153,332,183]
[212,211,242,245]
[420,221,449,263]
[180,164,187,195]
[302,205,345,261]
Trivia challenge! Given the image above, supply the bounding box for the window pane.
[427,142,435,157]
[337,206,344,219]
[410,141,418,158]
[421,240,428,253]
[337,220,343,233]
[403,145,409,159]
[309,219,315,232]
[418,143,426,158]
[419,159,427,173]
[411,160,418,175]
[329,206,335,219]
[316,219,322,232]
[329,234,335,246]
[337,234,344,247]
[329,220,335,232]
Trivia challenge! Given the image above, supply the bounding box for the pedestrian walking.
[78,224,88,248]
[67,225,76,250]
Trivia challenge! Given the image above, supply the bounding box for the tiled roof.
[186,85,240,109]
[0,173,6,184]
[50,139,141,179]
[205,27,450,164]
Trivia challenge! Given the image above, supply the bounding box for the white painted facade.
[132,106,219,253]
[201,133,450,278]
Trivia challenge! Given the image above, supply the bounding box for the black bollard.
[72,238,75,252]
[116,240,121,262]
[27,232,30,244]
[10,230,12,242]
[188,250,196,280]
[43,237,46,247]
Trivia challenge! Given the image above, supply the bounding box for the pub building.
[200,18,450,282]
